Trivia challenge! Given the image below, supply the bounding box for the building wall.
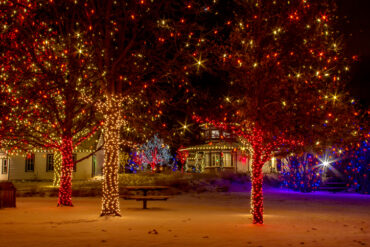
[9,155,38,180]
[73,152,94,180]
[95,149,104,176]
[0,152,94,181]
[236,151,249,173]
[0,155,9,181]
[236,154,276,174]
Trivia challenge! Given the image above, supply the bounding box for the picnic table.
[121,186,170,209]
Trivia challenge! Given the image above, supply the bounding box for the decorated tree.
[0,1,100,206]
[280,153,322,192]
[138,134,172,171]
[176,146,189,173]
[68,0,214,216]
[193,0,359,224]
[332,138,370,193]
[2,0,208,215]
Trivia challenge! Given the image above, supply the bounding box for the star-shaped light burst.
[317,150,342,177]
[193,55,206,72]
[177,120,193,135]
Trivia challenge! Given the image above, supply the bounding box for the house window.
[46,154,54,172]
[211,130,219,139]
[73,154,77,172]
[211,153,221,166]
[223,132,231,139]
[204,130,209,138]
[25,154,35,172]
[224,153,232,167]
[2,159,8,174]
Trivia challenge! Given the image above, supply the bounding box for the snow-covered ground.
[0,189,369,247]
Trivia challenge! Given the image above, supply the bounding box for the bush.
[11,172,280,197]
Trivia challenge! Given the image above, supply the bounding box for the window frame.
[25,154,35,172]
[211,153,221,167]
[2,159,8,174]
[46,154,54,172]
[211,130,220,139]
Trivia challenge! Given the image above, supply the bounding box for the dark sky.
[338,0,370,106]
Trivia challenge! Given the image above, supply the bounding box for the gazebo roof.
[180,141,251,153]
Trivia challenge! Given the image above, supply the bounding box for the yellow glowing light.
[194,55,206,71]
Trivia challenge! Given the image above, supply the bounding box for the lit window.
[211,153,221,166]
[211,130,219,138]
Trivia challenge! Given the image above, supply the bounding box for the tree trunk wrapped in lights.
[100,97,124,216]
[53,151,62,187]
[250,146,264,224]
[58,137,74,206]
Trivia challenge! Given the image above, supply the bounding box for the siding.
[73,152,93,180]
[95,149,104,176]
[236,151,250,173]
[4,152,94,181]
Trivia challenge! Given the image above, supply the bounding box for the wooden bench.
[0,182,16,208]
[122,195,170,209]
[121,186,170,209]
[319,181,347,193]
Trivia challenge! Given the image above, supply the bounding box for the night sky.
[338,0,370,106]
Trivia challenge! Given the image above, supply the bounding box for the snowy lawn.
[0,189,369,247]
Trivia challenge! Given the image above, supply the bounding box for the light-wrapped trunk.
[100,106,122,216]
[251,145,264,224]
[58,137,74,206]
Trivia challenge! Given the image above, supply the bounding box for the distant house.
[0,137,102,181]
[0,149,102,181]
[180,125,277,173]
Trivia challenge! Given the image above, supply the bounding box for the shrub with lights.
[280,138,369,194]
[280,154,322,192]
[176,147,189,173]
[138,134,172,172]
[333,139,370,193]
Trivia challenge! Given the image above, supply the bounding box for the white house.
[0,149,102,181]
[180,125,277,173]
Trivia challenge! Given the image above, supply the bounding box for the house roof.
[0,133,100,156]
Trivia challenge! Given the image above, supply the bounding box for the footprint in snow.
[148,229,158,235]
